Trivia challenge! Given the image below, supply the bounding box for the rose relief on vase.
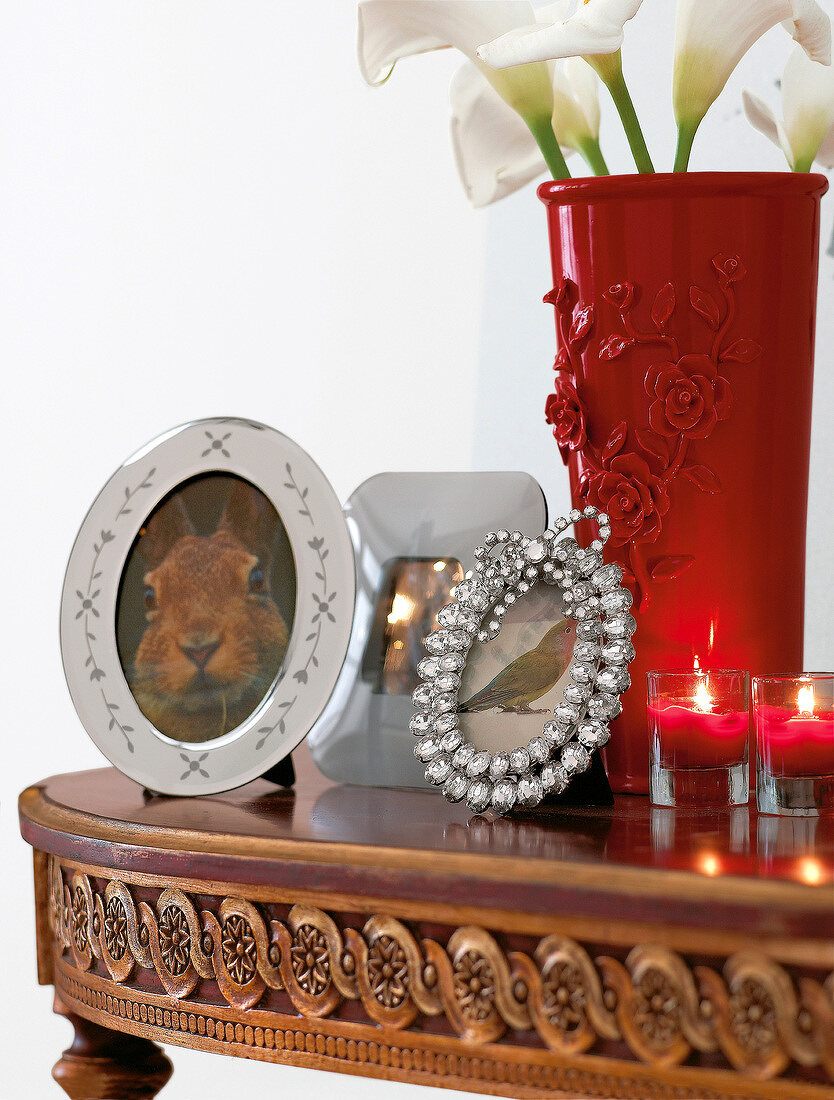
[544,253,761,613]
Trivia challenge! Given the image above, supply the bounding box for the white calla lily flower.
[673,0,832,169]
[475,0,653,172]
[743,46,834,170]
[358,0,571,178]
[451,56,605,207]
[475,0,643,69]
[359,2,552,124]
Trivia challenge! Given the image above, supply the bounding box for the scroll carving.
[46,857,833,1085]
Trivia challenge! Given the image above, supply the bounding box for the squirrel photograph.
[116,474,296,743]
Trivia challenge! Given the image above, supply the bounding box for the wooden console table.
[19,751,834,1099]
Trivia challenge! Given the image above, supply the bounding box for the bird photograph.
[456,586,575,755]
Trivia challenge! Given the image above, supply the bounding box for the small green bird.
[458,620,575,714]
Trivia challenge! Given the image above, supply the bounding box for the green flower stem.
[577,136,610,176]
[605,68,654,173]
[526,115,571,181]
[674,121,698,172]
[793,154,814,173]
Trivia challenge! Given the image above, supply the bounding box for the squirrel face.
[127,479,291,742]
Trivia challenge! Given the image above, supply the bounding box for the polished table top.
[19,748,833,942]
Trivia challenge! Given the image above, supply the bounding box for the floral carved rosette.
[544,253,760,612]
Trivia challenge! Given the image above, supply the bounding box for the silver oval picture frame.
[60,417,355,795]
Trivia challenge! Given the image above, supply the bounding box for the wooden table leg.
[52,996,173,1100]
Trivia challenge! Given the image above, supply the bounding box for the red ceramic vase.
[539,173,826,794]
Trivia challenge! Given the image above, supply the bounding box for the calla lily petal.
[673,0,832,136]
[741,89,781,148]
[357,0,554,121]
[475,0,644,69]
[451,57,603,207]
[450,63,554,207]
[743,45,834,170]
[553,56,601,144]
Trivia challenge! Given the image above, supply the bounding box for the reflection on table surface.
[32,748,833,889]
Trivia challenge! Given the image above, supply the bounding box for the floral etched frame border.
[60,417,355,795]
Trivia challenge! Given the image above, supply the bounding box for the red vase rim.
[538,171,828,206]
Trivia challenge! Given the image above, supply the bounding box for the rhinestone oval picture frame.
[411,505,636,815]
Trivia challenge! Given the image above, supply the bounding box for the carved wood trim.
[45,856,833,1094]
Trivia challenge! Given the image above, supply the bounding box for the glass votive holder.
[753,673,834,816]
[647,669,750,807]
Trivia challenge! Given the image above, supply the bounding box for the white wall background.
[1,2,831,1097]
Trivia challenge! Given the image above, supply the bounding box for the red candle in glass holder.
[647,667,750,807]
[756,684,834,779]
[648,678,749,769]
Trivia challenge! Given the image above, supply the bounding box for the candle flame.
[693,679,714,713]
[433,560,446,572]
[798,684,815,717]
[387,593,415,625]
[693,654,700,670]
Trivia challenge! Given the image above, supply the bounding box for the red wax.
[756,705,834,778]
[649,703,749,769]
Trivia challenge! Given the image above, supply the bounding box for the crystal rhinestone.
[488,752,511,781]
[466,778,493,814]
[517,775,544,808]
[433,712,459,735]
[524,566,539,581]
[588,693,621,719]
[438,604,479,631]
[554,701,581,724]
[437,603,461,627]
[425,754,453,785]
[574,641,601,663]
[452,743,476,769]
[527,736,551,764]
[486,574,505,594]
[418,656,440,680]
[454,580,491,613]
[517,581,530,595]
[554,537,578,562]
[570,580,592,602]
[410,712,432,735]
[466,750,491,778]
[561,743,591,774]
[414,734,443,761]
[497,529,510,542]
[525,539,546,564]
[440,728,464,753]
[424,630,451,655]
[493,604,507,619]
[591,563,624,592]
[597,512,609,525]
[576,620,604,640]
[541,761,569,793]
[491,778,517,814]
[601,588,633,614]
[576,719,610,748]
[604,613,637,640]
[601,639,635,665]
[435,671,461,693]
[451,628,474,650]
[569,508,582,522]
[563,682,592,705]
[554,517,568,532]
[439,653,466,671]
[583,505,598,518]
[432,692,457,715]
[542,721,571,748]
[504,592,516,605]
[411,683,435,709]
[477,630,490,643]
[596,667,630,693]
[578,550,603,576]
[444,772,469,803]
[569,662,595,684]
[509,746,531,774]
